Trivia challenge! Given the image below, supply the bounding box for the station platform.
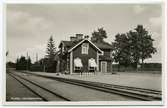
[24,71,162,91]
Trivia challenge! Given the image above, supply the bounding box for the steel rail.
[8,73,47,101]
[9,73,70,101]
[19,72,162,101]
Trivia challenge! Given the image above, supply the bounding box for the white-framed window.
[88,58,97,72]
[82,43,89,54]
[74,58,83,71]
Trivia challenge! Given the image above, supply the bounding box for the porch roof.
[93,41,113,50]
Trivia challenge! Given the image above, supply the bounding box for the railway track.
[8,73,70,101]
[11,72,162,101]
[19,72,162,101]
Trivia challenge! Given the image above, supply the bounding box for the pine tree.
[45,36,56,72]
[46,36,56,60]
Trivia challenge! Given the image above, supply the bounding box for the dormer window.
[82,43,89,54]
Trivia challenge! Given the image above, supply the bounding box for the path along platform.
[25,71,162,91]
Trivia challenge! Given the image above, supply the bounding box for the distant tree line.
[112,63,161,72]
[6,61,16,68]
[15,56,31,70]
[7,36,57,72]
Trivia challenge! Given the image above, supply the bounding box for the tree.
[39,58,48,72]
[112,25,157,71]
[16,56,27,70]
[46,36,56,59]
[128,25,157,69]
[16,58,19,70]
[15,55,32,70]
[27,56,32,70]
[127,30,140,68]
[45,36,56,72]
[6,61,16,68]
[91,28,107,43]
[112,33,131,71]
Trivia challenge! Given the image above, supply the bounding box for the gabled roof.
[93,41,113,50]
[58,39,113,54]
[68,39,103,54]
[59,41,72,48]
[60,41,73,47]
[59,40,82,50]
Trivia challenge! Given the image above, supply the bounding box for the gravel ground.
[27,71,162,91]
[15,72,140,101]
[6,74,43,101]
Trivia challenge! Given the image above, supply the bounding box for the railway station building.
[56,34,113,74]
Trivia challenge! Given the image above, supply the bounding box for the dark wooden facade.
[57,35,113,74]
[72,41,98,73]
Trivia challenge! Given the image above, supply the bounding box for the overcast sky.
[6,4,162,63]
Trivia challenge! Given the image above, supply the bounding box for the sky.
[6,4,162,63]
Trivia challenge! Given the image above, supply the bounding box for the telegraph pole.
[26,52,28,71]
[36,53,38,63]
[43,56,45,72]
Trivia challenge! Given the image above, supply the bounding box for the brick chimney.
[84,35,89,39]
[70,36,77,41]
[76,34,83,40]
